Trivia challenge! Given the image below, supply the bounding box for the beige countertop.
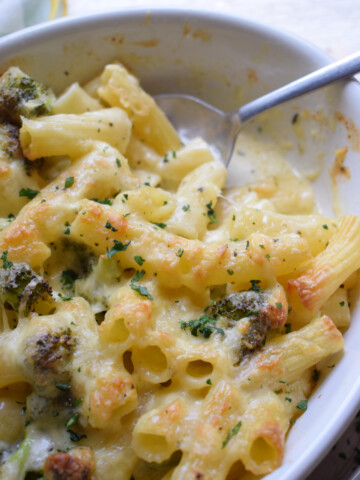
[66,0,359,60]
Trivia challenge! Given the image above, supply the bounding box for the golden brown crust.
[43,450,95,480]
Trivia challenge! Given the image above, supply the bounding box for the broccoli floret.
[0,67,55,125]
[0,435,32,480]
[0,259,54,317]
[207,290,267,323]
[206,290,274,363]
[0,122,23,161]
[23,329,76,410]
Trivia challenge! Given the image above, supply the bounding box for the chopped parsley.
[339,301,345,307]
[60,269,79,290]
[90,197,113,205]
[322,224,329,230]
[182,204,190,212]
[153,222,167,229]
[134,255,146,266]
[106,239,131,258]
[132,270,145,283]
[1,251,13,270]
[285,397,292,402]
[19,187,40,199]
[249,279,262,293]
[130,270,153,301]
[105,220,118,232]
[206,378,212,385]
[227,269,234,275]
[205,200,218,225]
[116,158,121,168]
[275,302,282,310]
[312,369,320,382]
[180,314,224,339]
[64,176,74,188]
[73,398,83,407]
[54,382,71,392]
[66,413,79,428]
[222,421,242,448]
[296,399,308,411]
[176,248,184,258]
[58,293,73,301]
[67,429,87,442]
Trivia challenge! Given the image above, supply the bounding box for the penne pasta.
[0,61,354,480]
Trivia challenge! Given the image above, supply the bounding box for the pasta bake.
[0,62,358,480]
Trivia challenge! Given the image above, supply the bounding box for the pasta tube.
[288,215,360,311]
[98,63,181,154]
[20,108,131,160]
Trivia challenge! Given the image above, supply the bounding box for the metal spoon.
[155,51,360,166]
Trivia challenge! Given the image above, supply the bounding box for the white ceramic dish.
[0,9,359,480]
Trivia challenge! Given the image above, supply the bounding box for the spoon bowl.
[156,51,360,165]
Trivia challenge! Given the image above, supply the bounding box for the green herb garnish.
[67,429,87,442]
[60,269,79,290]
[296,399,308,411]
[54,382,71,392]
[205,200,218,225]
[19,188,40,199]
[222,421,242,448]
[1,251,13,270]
[64,176,74,188]
[180,314,224,338]
[249,279,262,293]
[66,413,79,428]
[130,270,153,301]
[58,293,73,301]
[106,239,131,258]
[134,255,146,266]
[90,197,113,205]
[105,220,118,232]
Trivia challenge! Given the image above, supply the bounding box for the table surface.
[1,0,360,478]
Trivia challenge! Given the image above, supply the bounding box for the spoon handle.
[237,51,360,123]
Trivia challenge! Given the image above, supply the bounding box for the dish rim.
[0,8,359,480]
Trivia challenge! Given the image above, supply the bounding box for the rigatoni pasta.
[0,62,357,480]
